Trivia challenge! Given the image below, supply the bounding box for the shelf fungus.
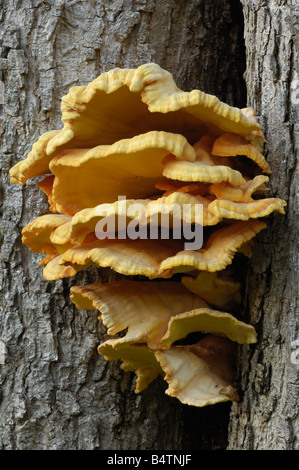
[48,131,196,216]
[70,281,257,348]
[22,218,267,280]
[155,336,239,406]
[71,281,256,403]
[10,63,286,407]
[21,214,74,266]
[181,271,242,311]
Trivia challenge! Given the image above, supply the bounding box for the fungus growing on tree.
[10,63,286,407]
[70,281,256,404]
[22,218,267,280]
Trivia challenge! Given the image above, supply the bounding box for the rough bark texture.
[0,0,247,450]
[228,0,299,450]
[0,0,297,451]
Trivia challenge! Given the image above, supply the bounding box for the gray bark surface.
[0,0,246,450]
[228,0,299,450]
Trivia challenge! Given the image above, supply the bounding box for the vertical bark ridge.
[228,0,299,450]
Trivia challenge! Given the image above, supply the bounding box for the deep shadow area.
[179,401,232,450]
[189,0,247,108]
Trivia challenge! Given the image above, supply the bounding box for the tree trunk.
[228,0,299,450]
[0,0,297,451]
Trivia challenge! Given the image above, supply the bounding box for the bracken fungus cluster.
[10,64,286,407]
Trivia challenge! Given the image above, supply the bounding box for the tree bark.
[0,0,297,451]
[228,0,299,450]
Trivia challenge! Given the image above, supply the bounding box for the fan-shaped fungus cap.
[22,214,73,257]
[89,279,256,402]
[70,281,256,350]
[98,339,162,393]
[181,271,241,310]
[155,335,238,407]
[69,192,285,246]
[9,130,59,185]
[49,220,266,281]
[69,198,149,244]
[43,254,83,279]
[71,281,208,349]
[68,193,202,245]
[49,131,196,216]
[159,308,256,348]
[155,174,270,202]
[55,238,181,280]
[21,213,87,277]
[9,64,262,187]
[212,133,271,174]
[99,334,240,403]
[162,135,247,186]
[210,175,270,203]
[22,215,267,281]
[48,63,264,156]
[148,191,285,227]
[205,197,286,225]
[158,219,267,275]
[34,184,284,252]
[48,219,266,280]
